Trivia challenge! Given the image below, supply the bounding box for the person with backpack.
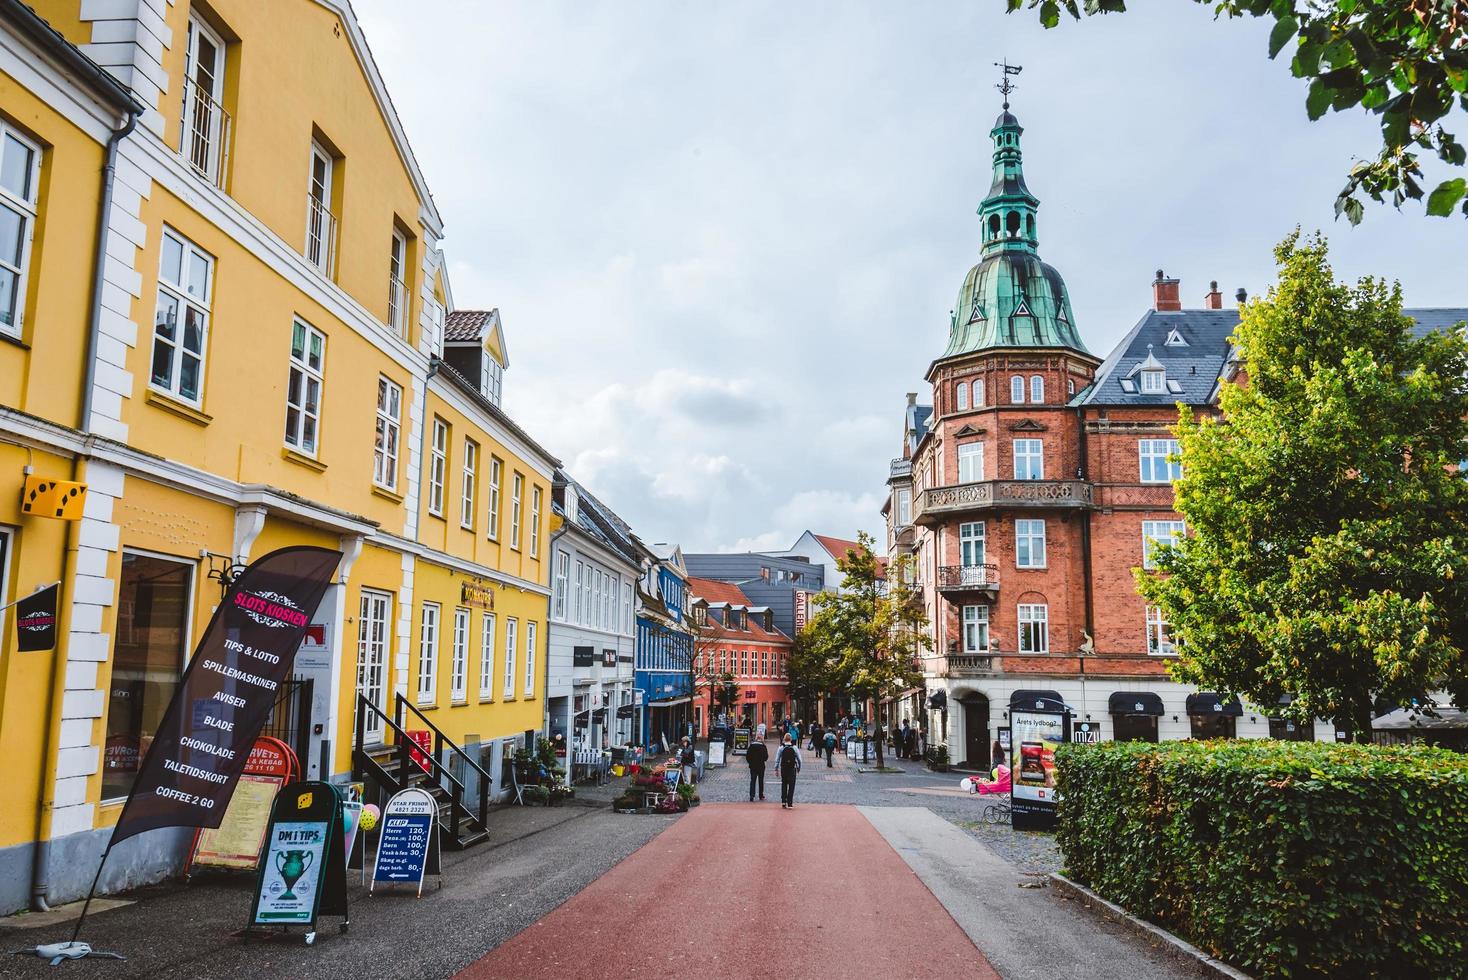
[823,728,837,767]
[679,736,697,786]
[745,734,769,801]
[774,734,802,808]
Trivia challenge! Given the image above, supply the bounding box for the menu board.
[193,774,283,870]
[707,741,727,766]
[732,728,751,754]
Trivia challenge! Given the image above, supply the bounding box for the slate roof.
[1076,307,1468,408]
[554,469,641,568]
[444,309,495,342]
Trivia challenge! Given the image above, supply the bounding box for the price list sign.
[371,788,439,896]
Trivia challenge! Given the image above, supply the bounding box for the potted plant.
[926,745,950,772]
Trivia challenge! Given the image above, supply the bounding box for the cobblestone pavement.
[695,740,1062,875]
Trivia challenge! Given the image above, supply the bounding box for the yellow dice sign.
[21,476,87,520]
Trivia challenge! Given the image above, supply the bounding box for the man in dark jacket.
[823,729,837,767]
[774,734,801,808]
[745,736,769,801]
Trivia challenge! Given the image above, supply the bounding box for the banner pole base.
[11,942,126,966]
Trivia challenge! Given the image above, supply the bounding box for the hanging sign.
[109,547,341,846]
[190,736,298,872]
[20,475,86,520]
[15,583,59,652]
[371,787,439,896]
[1010,708,1070,832]
[249,780,349,939]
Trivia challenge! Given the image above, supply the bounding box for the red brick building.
[688,577,792,734]
[883,102,1467,767]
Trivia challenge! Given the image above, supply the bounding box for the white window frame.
[284,319,325,455]
[1139,438,1183,484]
[1146,605,1176,656]
[428,418,447,517]
[306,141,335,276]
[373,376,401,490]
[510,473,523,550]
[479,612,497,699]
[896,488,912,525]
[460,438,478,529]
[1018,603,1049,654]
[388,229,408,337]
[481,352,503,406]
[530,486,542,557]
[622,578,631,634]
[1141,368,1166,393]
[149,227,214,406]
[503,617,518,699]
[960,521,986,567]
[451,606,470,703]
[1030,375,1045,403]
[957,442,984,484]
[417,601,440,704]
[1013,438,1044,481]
[973,378,986,407]
[356,588,391,741]
[524,620,537,697]
[955,381,969,411]
[0,528,11,652]
[1010,375,1025,404]
[1015,519,1047,568]
[574,561,584,624]
[553,550,569,620]
[961,604,988,653]
[1142,520,1186,569]
[487,456,502,539]
[180,15,228,186]
[0,124,38,337]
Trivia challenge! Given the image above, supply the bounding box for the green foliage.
[1056,740,1468,977]
[1009,0,1468,222]
[1138,232,1468,738]
[711,673,741,715]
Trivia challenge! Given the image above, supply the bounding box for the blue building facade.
[634,545,694,748]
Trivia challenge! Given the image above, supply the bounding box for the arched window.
[1006,211,1021,235]
[1030,375,1044,403]
[988,214,1000,239]
[1010,376,1024,404]
[955,381,969,411]
[973,378,986,407]
[1026,215,1034,238]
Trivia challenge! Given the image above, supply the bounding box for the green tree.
[804,534,928,767]
[786,628,839,721]
[1138,231,1468,740]
[711,672,741,721]
[1009,0,1468,222]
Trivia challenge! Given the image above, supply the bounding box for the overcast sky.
[354,0,1465,554]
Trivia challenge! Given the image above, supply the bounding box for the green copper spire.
[940,69,1087,358]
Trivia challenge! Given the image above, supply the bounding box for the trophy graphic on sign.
[274,849,313,900]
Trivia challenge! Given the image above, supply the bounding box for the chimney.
[1204,280,1223,310]
[906,392,918,408]
[1152,269,1182,312]
[1235,288,1248,305]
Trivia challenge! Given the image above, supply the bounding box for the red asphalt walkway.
[458,802,1001,980]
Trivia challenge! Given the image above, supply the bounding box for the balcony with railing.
[179,76,231,190]
[305,194,339,279]
[936,563,1000,595]
[913,479,1092,525]
[945,651,997,675]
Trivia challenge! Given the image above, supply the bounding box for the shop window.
[103,552,194,801]
[1189,713,1236,739]
[1269,718,1315,742]
[1112,714,1158,743]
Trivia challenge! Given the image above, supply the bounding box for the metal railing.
[387,275,408,337]
[305,194,339,279]
[914,479,1092,523]
[396,694,491,831]
[936,563,1000,591]
[946,653,995,674]
[179,76,231,189]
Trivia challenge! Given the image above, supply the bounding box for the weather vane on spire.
[995,60,1022,109]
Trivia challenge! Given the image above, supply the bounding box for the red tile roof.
[814,534,864,561]
[445,309,494,342]
[688,577,751,606]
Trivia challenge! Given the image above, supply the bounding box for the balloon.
[360,803,381,831]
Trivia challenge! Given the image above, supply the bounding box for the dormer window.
[481,352,503,406]
[1164,329,1188,347]
[1141,369,1165,393]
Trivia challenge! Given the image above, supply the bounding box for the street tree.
[1009,0,1468,222]
[1138,231,1468,740]
[804,534,927,768]
[786,628,840,725]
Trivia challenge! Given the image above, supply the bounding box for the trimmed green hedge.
[1055,740,1468,978]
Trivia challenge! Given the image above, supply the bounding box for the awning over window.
[1108,692,1164,716]
[1186,692,1243,717]
[615,703,635,719]
[647,695,691,708]
[1010,689,1067,712]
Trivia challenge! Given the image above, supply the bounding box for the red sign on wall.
[744,690,756,700]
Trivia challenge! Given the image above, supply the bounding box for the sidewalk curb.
[1047,874,1254,980]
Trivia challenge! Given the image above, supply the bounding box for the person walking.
[745,735,769,801]
[809,722,822,752]
[823,728,837,767]
[774,734,801,809]
[679,737,697,786]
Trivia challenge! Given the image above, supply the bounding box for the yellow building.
[0,0,556,914]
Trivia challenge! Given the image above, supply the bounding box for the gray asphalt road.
[1,801,675,980]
